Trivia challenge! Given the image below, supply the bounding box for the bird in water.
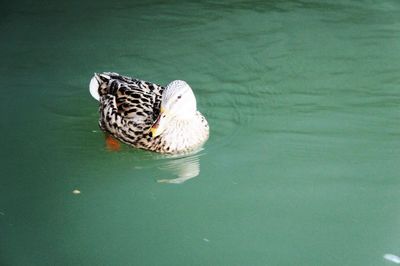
[89,72,209,154]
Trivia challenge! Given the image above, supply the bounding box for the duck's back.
[90,72,165,148]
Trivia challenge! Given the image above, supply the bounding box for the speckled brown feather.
[96,72,167,151]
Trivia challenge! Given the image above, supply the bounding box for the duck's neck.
[162,112,209,153]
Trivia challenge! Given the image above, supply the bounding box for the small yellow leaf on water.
[72,189,81,194]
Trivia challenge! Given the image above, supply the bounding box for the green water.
[1,0,400,265]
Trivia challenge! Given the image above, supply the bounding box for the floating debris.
[203,238,210,242]
[0,211,4,216]
[72,189,81,194]
[384,254,400,264]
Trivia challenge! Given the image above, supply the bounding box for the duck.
[89,72,209,154]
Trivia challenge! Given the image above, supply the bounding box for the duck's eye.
[177,95,182,99]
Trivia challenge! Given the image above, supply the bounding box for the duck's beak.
[150,109,167,138]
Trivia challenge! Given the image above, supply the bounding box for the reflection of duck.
[157,154,201,184]
[89,72,209,154]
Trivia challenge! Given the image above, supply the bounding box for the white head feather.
[161,80,197,119]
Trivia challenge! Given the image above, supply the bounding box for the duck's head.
[150,80,197,137]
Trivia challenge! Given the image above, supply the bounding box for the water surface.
[1,0,400,265]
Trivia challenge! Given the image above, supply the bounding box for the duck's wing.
[93,72,165,144]
[97,72,164,120]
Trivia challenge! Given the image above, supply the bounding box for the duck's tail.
[90,72,128,101]
[89,73,102,101]
[90,72,118,101]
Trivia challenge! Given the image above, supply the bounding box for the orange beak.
[150,108,166,138]
[150,115,161,137]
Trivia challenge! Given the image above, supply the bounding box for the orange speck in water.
[105,135,121,151]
